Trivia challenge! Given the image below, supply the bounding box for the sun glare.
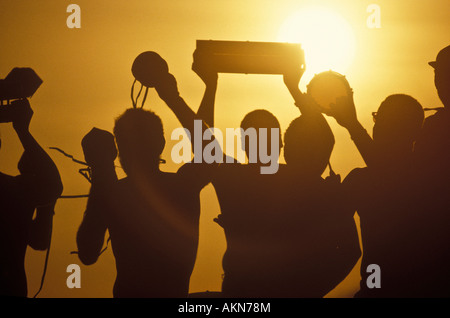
[278,7,356,85]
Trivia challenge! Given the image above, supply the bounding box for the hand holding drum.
[132,51,169,88]
[130,51,172,108]
[307,70,358,128]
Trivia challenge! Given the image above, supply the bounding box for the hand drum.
[307,71,352,112]
[131,51,169,88]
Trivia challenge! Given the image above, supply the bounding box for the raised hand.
[192,50,218,86]
[326,91,359,129]
[283,66,323,116]
[11,99,33,133]
[154,73,181,103]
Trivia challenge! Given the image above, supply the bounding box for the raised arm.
[283,66,320,116]
[154,72,221,188]
[284,66,375,166]
[7,99,62,250]
[192,52,218,127]
[154,73,210,137]
[12,99,63,207]
[76,128,117,265]
[154,72,221,158]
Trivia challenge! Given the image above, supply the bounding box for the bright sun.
[278,7,356,85]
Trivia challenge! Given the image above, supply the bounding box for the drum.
[306,70,352,112]
[131,51,169,88]
[130,51,169,108]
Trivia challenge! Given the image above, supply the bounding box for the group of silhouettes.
[1,44,450,298]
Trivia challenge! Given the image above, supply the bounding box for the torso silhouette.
[106,166,206,298]
[413,108,450,297]
[0,172,35,297]
[415,108,450,186]
[212,162,284,297]
[213,162,359,297]
[344,166,426,297]
[273,169,359,298]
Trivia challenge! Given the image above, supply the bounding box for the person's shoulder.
[179,157,242,175]
[162,170,178,180]
[0,172,16,190]
[427,107,448,117]
[418,108,450,145]
[346,167,368,177]
[424,108,449,125]
[0,171,14,181]
[343,167,368,186]
[117,176,129,183]
[115,176,130,191]
[176,162,212,177]
[2,171,32,188]
[215,161,260,181]
[176,163,215,190]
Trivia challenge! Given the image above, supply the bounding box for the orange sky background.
[0,0,449,298]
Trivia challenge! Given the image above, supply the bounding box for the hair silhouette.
[284,114,334,176]
[373,94,424,159]
[239,109,283,162]
[114,108,165,175]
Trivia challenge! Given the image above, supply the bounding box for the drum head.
[307,71,350,112]
[131,51,169,88]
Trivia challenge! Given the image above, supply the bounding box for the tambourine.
[306,70,352,112]
[130,51,169,108]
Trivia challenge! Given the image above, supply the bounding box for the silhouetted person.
[0,99,63,297]
[76,73,216,298]
[416,46,450,174]
[328,93,425,297]
[413,45,450,296]
[193,61,360,297]
[273,73,361,297]
[193,59,290,297]
[213,110,285,297]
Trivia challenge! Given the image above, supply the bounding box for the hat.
[429,45,450,69]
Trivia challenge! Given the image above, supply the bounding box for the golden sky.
[0,0,449,298]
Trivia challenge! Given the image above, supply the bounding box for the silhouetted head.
[283,115,335,177]
[81,128,117,167]
[240,109,282,163]
[114,108,165,176]
[372,94,424,158]
[429,45,450,108]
